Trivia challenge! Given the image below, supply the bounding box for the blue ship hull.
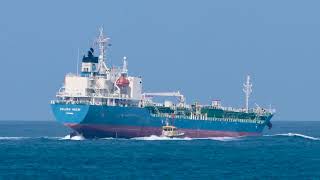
[51,103,272,138]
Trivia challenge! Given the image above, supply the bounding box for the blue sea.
[0,121,319,179]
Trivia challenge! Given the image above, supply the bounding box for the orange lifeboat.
[116,75,130,87]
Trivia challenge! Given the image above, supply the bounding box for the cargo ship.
[51,28,275,138]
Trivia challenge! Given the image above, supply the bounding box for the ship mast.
[243,75,253,113]
[96,27,110,75]
[122,56,128,74]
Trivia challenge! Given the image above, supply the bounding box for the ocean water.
[0,121,319,179]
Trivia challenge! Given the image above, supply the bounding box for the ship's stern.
[51,102,89,131]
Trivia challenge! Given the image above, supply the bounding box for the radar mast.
[96,27,110,75]
[243,75,253,113]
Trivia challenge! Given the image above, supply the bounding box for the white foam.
[131,135,192,141]
[264,133,319,141]
[0,136,65,140]
[61,135,71,140]
[100,137,115,140]
[187,136,241,141]
[207,136,241,141]
[130,135,242,141]
[0,137,29,140]
[61,134,85,141]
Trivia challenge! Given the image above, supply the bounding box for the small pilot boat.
[161,125,185,138]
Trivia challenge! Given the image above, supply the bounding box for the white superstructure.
[56,28,143,106]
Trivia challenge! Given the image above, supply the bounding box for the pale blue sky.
[0,0,319,121]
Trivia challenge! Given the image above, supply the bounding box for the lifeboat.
[116,75,130,87]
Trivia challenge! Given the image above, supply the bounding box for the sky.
[0,0,319,121]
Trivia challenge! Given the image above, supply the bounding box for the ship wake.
[264,133,319,141]
[0,136,77,140]
[61,134,85,141]
[131,135,240,141]
[0,133,318,141]
[131,135,192,141]
[0,137,30,140]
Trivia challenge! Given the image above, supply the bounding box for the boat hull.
[51,103,271,138]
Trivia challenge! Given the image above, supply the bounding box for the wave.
[0,137,30,140]
[131,135,240,141]
[60,135,85,141]
[130,133,320,141]
[0,135,245,142]
[0,133,318,142]
[0,136,240,141]
[0,136,61,140]
[0,136,84,141]
[131,135,192,141]
[201,136,241,141]
[264,133,319,141]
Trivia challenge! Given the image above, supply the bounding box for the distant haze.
[0,0,319,121]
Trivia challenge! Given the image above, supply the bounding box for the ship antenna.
[96,27,110,74]
[243,75,253,113]
[122,56,128,74]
